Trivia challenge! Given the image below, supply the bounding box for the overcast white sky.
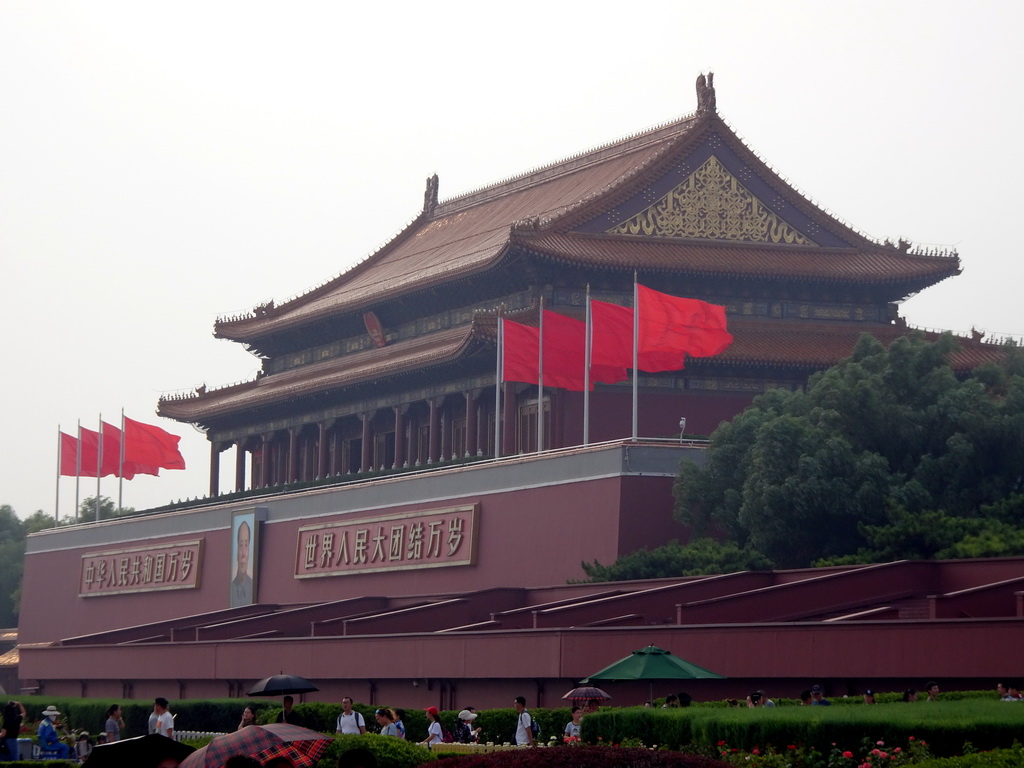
[2,1,1022,519]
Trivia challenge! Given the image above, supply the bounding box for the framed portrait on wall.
[230,510,259,607]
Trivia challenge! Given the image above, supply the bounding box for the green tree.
[675,333,1024,568]
[0,505,27,626]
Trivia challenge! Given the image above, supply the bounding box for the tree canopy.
[673,332,1024,569]
[581,332,1024,582]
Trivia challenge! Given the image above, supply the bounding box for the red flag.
[124,416,187,470]
[541,310,626,389]
[590,288,733,373]
[79,427,117,478]
[502,315,626,390]
[590,299,684,372]
[636,284,733,358]
[103,421,161,479]
[59,432,79,476]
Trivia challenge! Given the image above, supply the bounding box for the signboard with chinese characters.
[79,540,203,597]
[295,505,477,578]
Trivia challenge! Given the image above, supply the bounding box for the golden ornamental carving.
[607,155,815,245]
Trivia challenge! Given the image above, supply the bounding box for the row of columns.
[209,387,529,497]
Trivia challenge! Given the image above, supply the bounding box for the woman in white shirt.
[418,706,443,748]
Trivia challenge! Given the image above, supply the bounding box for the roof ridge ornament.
[423,173,439,215]
[696,71,716,113]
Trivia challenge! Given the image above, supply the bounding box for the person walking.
[104,704,125,742]
[513,696,535,747]
[335,697,367,735]
[153,698,174,740]
[1,700,27,760]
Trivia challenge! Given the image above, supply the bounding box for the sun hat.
[41,706,61,717]
[458,709,477,721]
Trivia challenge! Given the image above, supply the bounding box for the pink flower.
[843,751,854,759]
[908,737,915,742]
[788,745,796,750]
[871,749,880,756]
[718,741,727,746]
[893,748,901,753]
[877,741,885,746]
[753,748,760,755]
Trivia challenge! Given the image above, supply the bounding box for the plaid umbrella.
[178,723,331,768]
[562,686,612,702]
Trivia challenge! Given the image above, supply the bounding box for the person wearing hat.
[455,709,481,743]
[418,706,443,748]
[37,706,71,759]
[810,685,830,706]
[76,731,94,762]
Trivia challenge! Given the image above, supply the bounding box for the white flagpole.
[494,306,503,458]
[96,415,103,522]
[54,425,62,525]
[118,408,125,511]
[75,419,82,523]
[584,285,592,446]
[537,297,545,453]
[632,273,639,441]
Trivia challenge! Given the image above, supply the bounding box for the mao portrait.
[230,511,257,607]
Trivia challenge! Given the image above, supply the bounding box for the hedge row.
[582,701,1024,757]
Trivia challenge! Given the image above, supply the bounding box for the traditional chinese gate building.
[18,78,1015,706]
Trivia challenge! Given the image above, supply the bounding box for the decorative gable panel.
[607,155,815,245]
[575,132,855,249]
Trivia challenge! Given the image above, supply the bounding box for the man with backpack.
[513,696,536,746]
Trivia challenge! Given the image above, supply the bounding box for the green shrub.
[328,733,435,768]
[916,744,1024,768]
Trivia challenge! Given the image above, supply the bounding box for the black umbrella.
[84,733,195,767]
[247,674,319,697]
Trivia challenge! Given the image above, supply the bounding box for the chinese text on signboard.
[79,540,203,597]
[295,505,477,578]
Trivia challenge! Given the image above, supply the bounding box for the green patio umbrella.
[580,644,725,702]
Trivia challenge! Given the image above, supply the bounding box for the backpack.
[520,712,540,740]
[441,726,455,743]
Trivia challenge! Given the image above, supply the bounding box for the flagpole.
[494,306,503,458]
[118,408,125,511]
[96,415,103,522]
[537,297,545,453]
[75,420,82,523]
[54,425,62,525]
[584,285,592,446]
[632,274,639,440]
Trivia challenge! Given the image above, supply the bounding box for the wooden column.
[428,399,441,464]
[287,427,299,483]
[465,390,478,457]
[502,383,517,455]
[235,440,246,492]
[209,442,220,498]
[260,433,273,488]
[360,413,372,473]
[317,421,329,479]
[393,406,406,469]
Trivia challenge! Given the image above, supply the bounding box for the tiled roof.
[159,323,480,423]
[214,117,690,342]
[704,318,1004,372]
[515,234,961,288]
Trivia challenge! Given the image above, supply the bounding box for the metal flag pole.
[584,284,591,446]
[75,420,82,523]
[118,408,125,511]
[632,273,639,441]
[96,414,103,522]
[494,305,503,458]
[54,425,62,525]
[537,297,546,453]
